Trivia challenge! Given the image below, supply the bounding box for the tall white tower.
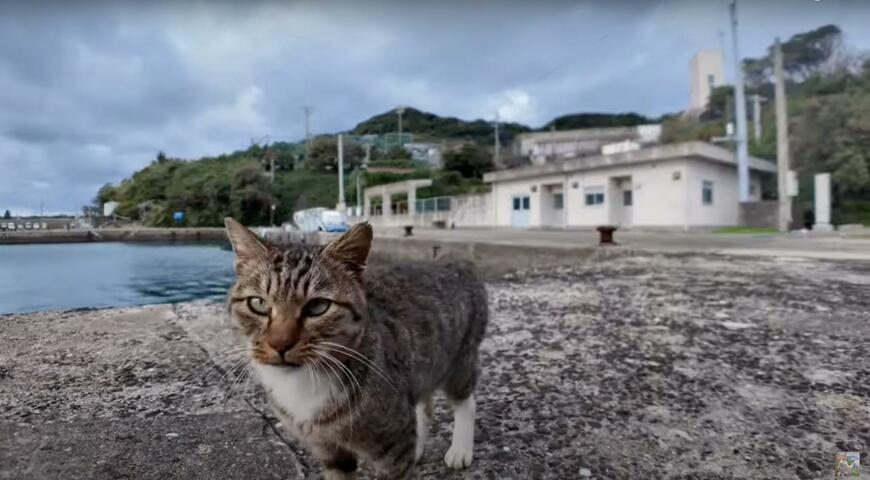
[689,50,726,111]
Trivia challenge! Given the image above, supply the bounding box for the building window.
[522,196,530,209]
[622,190,633,206]
[553,193,564,210]
[702,180,714,205]
[707,74,716,90]
[584,187,605,206]
[513,197,521,210]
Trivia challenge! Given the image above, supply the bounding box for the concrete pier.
[2,253,869,479]
[0,227,226,245]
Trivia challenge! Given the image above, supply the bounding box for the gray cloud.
[2,0,870,215]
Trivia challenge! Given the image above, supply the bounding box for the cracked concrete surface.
[1,254,868,479]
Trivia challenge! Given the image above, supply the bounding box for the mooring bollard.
[596,225,618,246]
[403,225,414,237]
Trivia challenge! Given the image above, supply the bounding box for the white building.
[516,125,662,165]
[484,141,775,229]
[103,201,119,217]
[404,142,443,168]
[689,50,726,111]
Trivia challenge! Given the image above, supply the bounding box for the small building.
[103,201,120,217]
[515,124,662,165]
[484,141,776,229]
[403,142,443,168]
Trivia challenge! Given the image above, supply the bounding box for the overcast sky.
[3,0,870,216]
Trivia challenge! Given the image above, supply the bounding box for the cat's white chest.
[256,364,333,424]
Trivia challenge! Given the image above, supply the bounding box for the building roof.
[484,141,776,183]
[517,124,662,144]
[363,179,432,200]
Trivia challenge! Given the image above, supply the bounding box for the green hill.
[350,107,531,144]
[542,112,654,130]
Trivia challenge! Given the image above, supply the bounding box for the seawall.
[0,227,227,244]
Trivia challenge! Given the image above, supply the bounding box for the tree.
[306,137,365,171]
[383,147,412,161]
[229,164,272,225]
[3,210,10,219]
[744,25,847,88]
[701,85,734,121]
[542,112,652,130]
[93,183,117,207]
[443,143,494,179]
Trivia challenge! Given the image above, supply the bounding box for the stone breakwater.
[1,254,868,479]
[0,227,227,244]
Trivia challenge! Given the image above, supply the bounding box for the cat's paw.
[444,443,473,469]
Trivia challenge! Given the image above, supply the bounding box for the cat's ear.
[322,222,372,273]
[224,217,267,267]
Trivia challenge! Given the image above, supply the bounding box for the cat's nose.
[268,338,301,366]
[269,340,293,358]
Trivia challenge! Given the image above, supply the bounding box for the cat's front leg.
[368,418,418,480]
[310,442,358,480]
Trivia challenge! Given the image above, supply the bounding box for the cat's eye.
[247,296,270,315]
[303,298,331,317]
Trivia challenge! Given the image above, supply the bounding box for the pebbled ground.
[1,254,868,479]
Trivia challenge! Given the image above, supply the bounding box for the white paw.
[444,443,473,469]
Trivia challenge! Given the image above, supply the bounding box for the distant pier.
[0,227,227,245]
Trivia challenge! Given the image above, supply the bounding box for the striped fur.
[224,218,488,479]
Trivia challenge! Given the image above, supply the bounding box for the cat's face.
[224,218,372,368]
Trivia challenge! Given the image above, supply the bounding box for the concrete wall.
[491,173,565,227]
[567,159,688,228]
[491,159,693,228]
[0,228,227,245]
[685,159,762,227]
[448,193,493,227]
[739,201,778,228]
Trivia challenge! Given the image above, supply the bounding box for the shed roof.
[483,141,776,183]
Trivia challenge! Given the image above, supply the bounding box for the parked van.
[292,208,349,233]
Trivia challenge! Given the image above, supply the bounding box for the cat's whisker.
[316,353,357,437]
[220,354,251,383]
[210,346,251,362]
[315,341,391,378]
[315,342,399,392]
[315,348,362,394]
[311,351,354,432]
[227,360,251,398]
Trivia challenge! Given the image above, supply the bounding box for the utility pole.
[729,0,750,202]
[396,106,406,147]
[751,94,763,141]
[303,106,313,142]
[493,112,501,167]
[774,37,792,232]
[303,106,313,163]
[337,134,346,211]
[357,144,370,217]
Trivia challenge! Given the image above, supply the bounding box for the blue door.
[511,195,531,228]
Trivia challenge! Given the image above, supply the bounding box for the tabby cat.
[224,218,488,479]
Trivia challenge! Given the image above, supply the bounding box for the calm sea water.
[0,242,235,314]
